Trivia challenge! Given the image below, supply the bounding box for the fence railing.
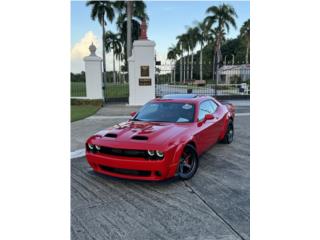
[71,81,86,97]
[155,63,250,97]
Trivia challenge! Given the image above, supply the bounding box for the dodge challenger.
[85,94,235,181]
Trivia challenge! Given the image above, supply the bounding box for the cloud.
[71,31,99,60]
[71,31,124,73]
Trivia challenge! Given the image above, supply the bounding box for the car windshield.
[133,102,195,123]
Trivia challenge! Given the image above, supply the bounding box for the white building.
[218,64,250,84]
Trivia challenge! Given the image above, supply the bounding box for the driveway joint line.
[183,181,246,240]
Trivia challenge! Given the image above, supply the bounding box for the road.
[71,109,250,240]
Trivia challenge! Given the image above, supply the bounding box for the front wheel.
[222,120,234,144]
[178,145,199,180]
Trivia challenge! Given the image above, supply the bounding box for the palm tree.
[115,51,125,83]
[186,27,199,81]
[176,34,189,83]
[114,1,148,59]
[86,1,116,82]
[204,3,237,86]
[195,21,212,80]
[167,45,182,83]
[105,31,122,83]
[240,19,250,64]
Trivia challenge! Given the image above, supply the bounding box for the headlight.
[88,144,94,150]
[95,145,101,151]
[147,150,155,156]
[156,151,164,158]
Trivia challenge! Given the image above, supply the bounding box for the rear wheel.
[178,145,198,180]
[222,120,234,144]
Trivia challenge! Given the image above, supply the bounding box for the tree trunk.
[200,45,203,80]
[186,51,189,83]
[174,61,176,83]
[102,20,106,73]
[118,58,121,83]
[127,2,133,58]
[183,53,186,83]
[113,51,116,83]
[191,51,194,80]
[215,41,222,85]
[245,40,249,64]
[180,55,183,83]
[102,19,107,91]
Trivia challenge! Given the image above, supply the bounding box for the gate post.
[83,43,104,101]
[128,19,156,106]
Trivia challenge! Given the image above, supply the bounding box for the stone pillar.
[128,20,156,105]
[83,43,104,100]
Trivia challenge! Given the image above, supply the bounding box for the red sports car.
[85,94,235,181]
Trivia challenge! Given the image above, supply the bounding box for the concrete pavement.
[71,114,250,240]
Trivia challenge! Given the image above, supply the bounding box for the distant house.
[218,64,250,84]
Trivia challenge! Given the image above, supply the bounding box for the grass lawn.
[71,105,101,122]
[71,82,129,99]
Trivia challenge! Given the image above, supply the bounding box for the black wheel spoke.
[184,162,192,169]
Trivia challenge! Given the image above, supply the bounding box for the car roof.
[151,94,212,104]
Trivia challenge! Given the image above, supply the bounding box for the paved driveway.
[71,114,250,240]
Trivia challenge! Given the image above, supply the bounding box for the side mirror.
[130,111,137,117]
[204,113,214,121]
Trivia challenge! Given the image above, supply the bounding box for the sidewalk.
[71,100,250,152]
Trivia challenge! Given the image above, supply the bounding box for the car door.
[208,100,223,142]
[196,100,217,153]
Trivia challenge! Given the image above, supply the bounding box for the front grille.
[99,165,151,177]
[99,146,147,158]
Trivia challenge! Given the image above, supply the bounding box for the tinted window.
[198,100,216,121]
[209,100,218,113]
[133,102,195,123]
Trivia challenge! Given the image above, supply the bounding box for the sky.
[71,0,250,73]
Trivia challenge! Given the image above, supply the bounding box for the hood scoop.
[131,135,148,141]
[105,133,117,138]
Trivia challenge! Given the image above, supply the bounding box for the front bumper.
[85,148,179,181]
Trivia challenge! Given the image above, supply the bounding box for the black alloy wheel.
[178,145,199,180]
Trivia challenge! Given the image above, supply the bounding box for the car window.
[198,101,215,121]
[209,100,218,113]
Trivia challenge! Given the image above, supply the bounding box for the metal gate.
[155,63,250,98]
[104,72,129,103]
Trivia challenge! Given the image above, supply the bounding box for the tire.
[178,144,199,180]
[222,120,234,144]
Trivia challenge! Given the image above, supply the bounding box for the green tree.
[176,33,189,83]
[114,1,148,59]
[86,1,116,81]
[204,3,237,84]
[186,27,200,80]
[240,19,250,64]
[167,45,182,83]
[195,21,213,80]
[104,31,122,83]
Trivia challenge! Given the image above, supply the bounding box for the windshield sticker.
[177,117,189,122]
[182,104,192,110]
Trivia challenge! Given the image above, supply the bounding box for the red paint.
[85,96,235,180]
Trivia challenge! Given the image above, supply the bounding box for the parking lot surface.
[71,107,250,240]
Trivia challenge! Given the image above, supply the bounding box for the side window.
[198,101,214,121]
[209,100,218,113]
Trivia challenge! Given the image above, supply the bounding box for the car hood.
[93,121,190,149]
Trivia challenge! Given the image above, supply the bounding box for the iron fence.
[156,63,250,98]
[71,81,86,97]
[104,72,129,102]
